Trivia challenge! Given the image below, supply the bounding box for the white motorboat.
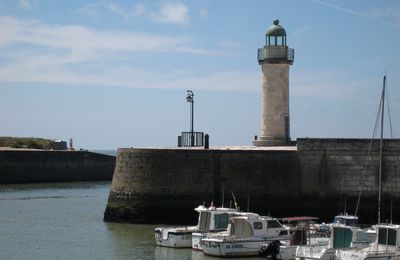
[154,204,237,248]
[295,223,372,260]
[331,214,376,245]
[336,224,400,260]
[193,211,260,251]
[191,208,239,250]
[261,216,329,260]
[202,212,290,257]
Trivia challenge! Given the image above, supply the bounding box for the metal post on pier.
[186,90,194,147]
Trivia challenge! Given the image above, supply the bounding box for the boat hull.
[191,232,203,250]
[295,246,337,260]
[266,245,296,260]
[265,238,330,260]
[154,229,192,248]
[336,249,397,260]
[203,239,266,257]
[192,231,229,251]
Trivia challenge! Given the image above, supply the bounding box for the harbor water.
[0,181,261,259]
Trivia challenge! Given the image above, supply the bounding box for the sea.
[0,181,262,260]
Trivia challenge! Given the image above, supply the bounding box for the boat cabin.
[195,205,237,232]
[375,224,400,252]
[228,213,289,239]
[331,225,355,249]
[333,214,359,226]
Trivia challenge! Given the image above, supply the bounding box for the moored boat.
[154,204,237,248]
[261,216,329,260]
[191,207,239,250]
[193,211,262,251]
[202,212,290,257]
[336,224,400,260]
[330,213,376,245]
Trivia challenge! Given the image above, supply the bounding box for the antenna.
[390,195,393,225]
[378,74,386,225]
[221,183,224,208]
[384,72,394,139]
[231,191,238,210]
[338,178,344,213]
[247,190,250,212]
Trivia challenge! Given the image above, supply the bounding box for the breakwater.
[104,138,400,225]
[0,150,115,184]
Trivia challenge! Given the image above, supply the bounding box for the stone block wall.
[0,150,115,184]
[104,138,400,225]
[297,138,400,223]
[104,147,301,224]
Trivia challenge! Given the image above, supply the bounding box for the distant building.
[69,138,74,150]
[51,140,67,150]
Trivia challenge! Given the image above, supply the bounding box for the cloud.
[0,16,213,55]
[0,15,235,91]
[0,53,259,91]
[0,16,383,97]
[97,2,190,25]
[106,3,142,21]
[150,2,190,25]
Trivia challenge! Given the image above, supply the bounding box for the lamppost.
[186,90,194,146]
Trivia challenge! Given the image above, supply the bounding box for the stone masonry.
[104,138,400,225]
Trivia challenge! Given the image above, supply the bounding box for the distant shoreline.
[0,147,118,157]
[0,150,116,184]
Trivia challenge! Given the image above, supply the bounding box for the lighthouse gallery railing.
[258,47,294,62]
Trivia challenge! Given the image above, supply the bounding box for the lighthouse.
[253,19,294,146]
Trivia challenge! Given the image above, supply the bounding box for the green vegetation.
[0,137,53,150]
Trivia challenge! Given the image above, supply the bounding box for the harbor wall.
[104,138,400,225]
[0,150,115,184]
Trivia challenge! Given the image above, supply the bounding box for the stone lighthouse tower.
[253,19,294,146]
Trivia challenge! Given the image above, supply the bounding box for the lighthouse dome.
[266,19,286,36]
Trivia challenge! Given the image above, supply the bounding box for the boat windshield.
[267,220,284,228]
[332,227,353,249]
[333,216,358,226]
[198,212,211,231]
[378,228,397,246]
[214,213,229,229]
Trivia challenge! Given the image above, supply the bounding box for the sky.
[0,0,399,149]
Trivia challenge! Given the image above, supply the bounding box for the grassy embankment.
[0,137,52,150]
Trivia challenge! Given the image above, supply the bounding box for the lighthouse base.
[253,135,291,146]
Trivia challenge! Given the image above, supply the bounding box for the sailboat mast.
[378,75,386,225]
